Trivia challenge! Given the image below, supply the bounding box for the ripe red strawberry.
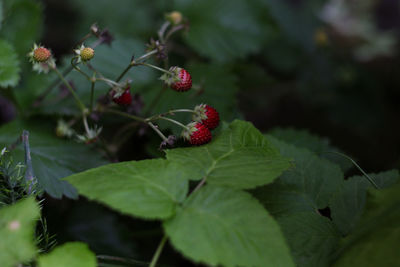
[169,67,192,92]
[193,104,220,130]
[111,87,132,106]
[33,47,51,62]
[182,122,212,145]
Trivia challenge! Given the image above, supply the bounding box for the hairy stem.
[149,235,168,267]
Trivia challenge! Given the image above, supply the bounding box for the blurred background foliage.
[0,0,400,266]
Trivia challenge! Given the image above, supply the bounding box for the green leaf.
[69,0,155,37]
[174,0,267,61]
[330,170,399,236]
[166,120,290,189]
[138,62,239,136]
[0,1,3,30]
[258,136,344,213]
[268,128,352,172]
[333,183,400,267]
[65,159,188,219]
[0,0,43,57]
[37,242,96,267]
[0,197,40,267]
[277,212,340,267]
[0,39,20,87]
[164,185,294,267]
[257,0,323,50]
[0,120,108,199]
[252,137,344,266]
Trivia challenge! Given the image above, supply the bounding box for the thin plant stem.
[33,65,73,107]
[33,38,104,106]
[104,109,146,123]
[146,109,195,122]
[149,235,168,267]
[137,62,173,75]
[52,67,86,112]
[90,80,95,113]
[82,115,91,135]
[168,109,196,114]
[114,49,158,83]
[136,49,158,62]
[148,122,169,142]
[96,255,148,266]
[71,57,91,80]
[151,116,189,131]
[324,151,379,189]
[158,21,171,43]
[96,77,120,87]
[165,24,185,42]
[115,63,133,83]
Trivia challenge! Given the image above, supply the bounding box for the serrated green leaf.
[330,170,399,236]
[333,183,400,267]
[164,185,294,267]
[174,0,267,61]
[166,120,290,189]
[268,128,352,172]
[252,136,344,266]
[0,120,108,199]
[0,39,20,87]
[258,136,345,213]
[37,242,96,267]
[277,211,340,267]
[0,197,40,267]
[66,159,188,219]
[139,63,239,135]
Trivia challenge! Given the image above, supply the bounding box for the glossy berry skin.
[193,104,220,130]
[33,47,51,62]
[185,122,212,145]
[170,67,192,92]
[112,88,132,106]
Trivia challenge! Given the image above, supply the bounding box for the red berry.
[182,122,212,145]
[33,47,51,62]
[193,104,220,130]
[170,67,192,92]
[112,87,132,106]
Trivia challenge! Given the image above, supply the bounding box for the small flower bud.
[33,47,51,62]
[166,11,183,25]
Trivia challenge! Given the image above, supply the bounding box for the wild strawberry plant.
[0,1,399,267]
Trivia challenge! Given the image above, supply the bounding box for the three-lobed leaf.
[37,242,96,267]
[252,136,344,267]
[0,197,40,267]
[66,159,189,219]
[164,185,294,267]
[166,120,290,189]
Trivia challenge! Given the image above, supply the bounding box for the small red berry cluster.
[183,104,220,146]
[111,67,192,106]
